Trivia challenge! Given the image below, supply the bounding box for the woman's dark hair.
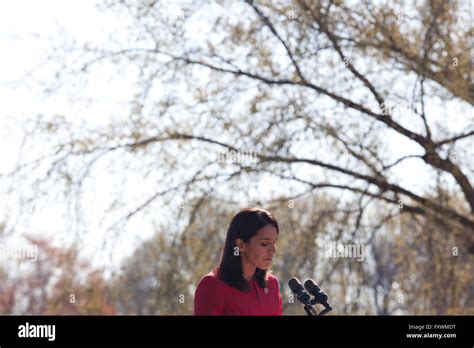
[216,207,279,292]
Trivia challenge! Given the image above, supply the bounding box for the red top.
[194,269,282,315]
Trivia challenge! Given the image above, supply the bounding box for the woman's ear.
[235,238,245,253]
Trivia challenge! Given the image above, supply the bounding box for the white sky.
[0,0,472,270]
[0,0,138,267]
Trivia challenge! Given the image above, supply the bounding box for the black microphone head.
[288,277,311,306]
[304,279,320,295]
[318,291,328,302]
[288,277,304,294]
[305,279,331,307]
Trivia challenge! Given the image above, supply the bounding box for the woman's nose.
[270,244,276,254]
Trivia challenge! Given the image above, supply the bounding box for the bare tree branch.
[120,132,474,229]
[434,129,474,148]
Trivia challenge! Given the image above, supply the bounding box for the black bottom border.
[1,315,472,346]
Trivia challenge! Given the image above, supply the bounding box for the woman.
[194,207,282,315]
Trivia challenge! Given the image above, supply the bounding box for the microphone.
[288,277,318,316]
[304,279,332,315]
[288,277,312,306]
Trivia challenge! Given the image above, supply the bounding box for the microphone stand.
[303,303,318,316]
[309,298,333,316]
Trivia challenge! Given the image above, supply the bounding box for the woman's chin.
[259,261,272,269]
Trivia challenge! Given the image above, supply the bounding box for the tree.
[0,236,115,315]
[9,0,471,246]
[2,0,473,315]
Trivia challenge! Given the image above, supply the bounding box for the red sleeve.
[194,276,224,315]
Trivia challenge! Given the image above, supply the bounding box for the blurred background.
[0,0,472,315]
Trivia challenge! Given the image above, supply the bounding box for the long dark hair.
[216,207,279,292]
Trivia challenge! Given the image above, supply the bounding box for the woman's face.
[240,224,278,270]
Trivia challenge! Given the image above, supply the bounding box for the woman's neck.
[242,258,256,281]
